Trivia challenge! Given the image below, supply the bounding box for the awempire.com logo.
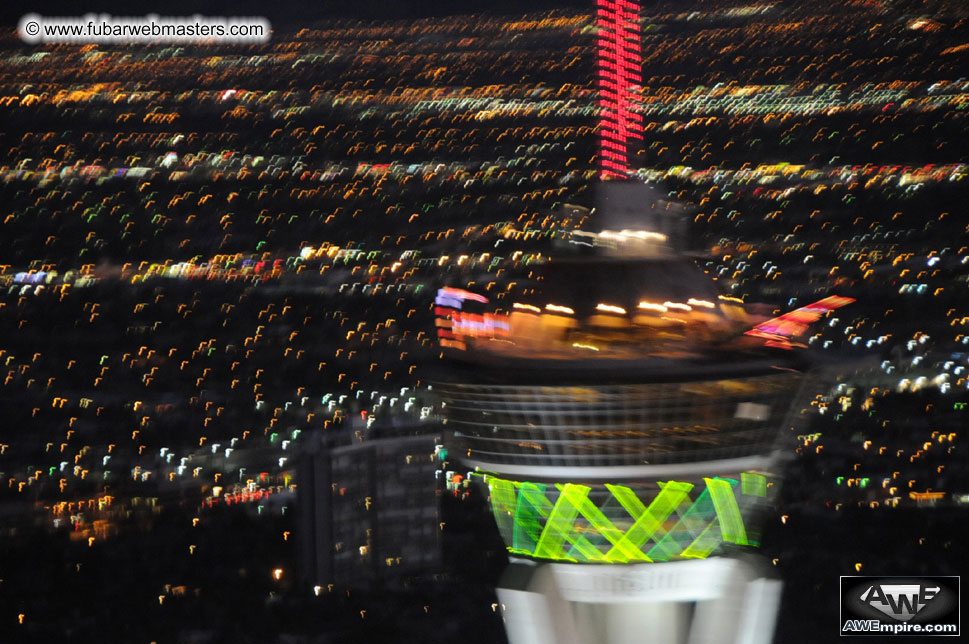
[841,576,960,636]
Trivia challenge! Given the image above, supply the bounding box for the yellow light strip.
[546,304,575,315]
[596,303,626,315]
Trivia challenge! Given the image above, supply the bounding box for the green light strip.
[741,472,767,497]
[514,482,551,553]
[489,476,517,540]
[534,484,584,560]
[705,477,749,545]
[486,474,768,564]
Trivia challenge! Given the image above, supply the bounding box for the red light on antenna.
[596,0,642,179]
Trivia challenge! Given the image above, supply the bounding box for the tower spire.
[596,0,643,179]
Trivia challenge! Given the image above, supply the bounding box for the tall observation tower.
[434,219,803,644]
[596,0,643,179]
[432,5,851,644]
[432,181,854,644]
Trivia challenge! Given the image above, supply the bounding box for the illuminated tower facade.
[596,0,643,179]
[436,282,796,644]
[433,186,849,644]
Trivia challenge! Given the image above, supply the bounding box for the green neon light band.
[647,481,710,561]
[705,477,749,545]
[489,477,517,542]
[514,482,551,553]
[680,515,722,559]
[534,484,584,560]
[605,480,694,562]
[741,472,767,497]
[485,473,768,564]
[566,483,650,563]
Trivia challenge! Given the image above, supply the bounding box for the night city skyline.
[1,1,968,642]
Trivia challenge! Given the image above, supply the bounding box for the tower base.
[496,557,781,644]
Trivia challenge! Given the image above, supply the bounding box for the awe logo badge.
[841,576,960,637]
[858,583,940,622]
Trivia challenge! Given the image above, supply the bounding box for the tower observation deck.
[433,183,822,644]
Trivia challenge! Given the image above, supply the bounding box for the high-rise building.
[298,428,443,592]
[433,186,845,644]
[596,0,643,179]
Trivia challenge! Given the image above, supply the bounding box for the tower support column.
[497,557,781,644]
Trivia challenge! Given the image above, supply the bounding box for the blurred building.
[435,183,812,644]
[298,427,443,592]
